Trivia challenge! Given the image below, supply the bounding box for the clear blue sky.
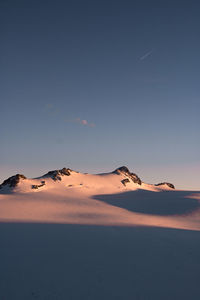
[1,0,199,189]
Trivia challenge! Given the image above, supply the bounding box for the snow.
[0,168,200,299]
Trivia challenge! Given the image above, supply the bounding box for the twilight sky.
[1,0,199,189]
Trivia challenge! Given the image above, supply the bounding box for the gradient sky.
[1,0,199,189]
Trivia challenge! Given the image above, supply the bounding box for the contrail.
[140,50,153,60]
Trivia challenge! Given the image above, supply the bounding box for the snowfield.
[0,166,200,299]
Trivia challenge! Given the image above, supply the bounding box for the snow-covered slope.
[0,166,199,230]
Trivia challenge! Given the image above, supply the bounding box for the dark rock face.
[44,170,62,181]
[32,181,46,190]
[114,166,130,174]
[113,166,142,185]
[60,168,71,176]
[155,182,175,189]
[43,168,71,181]
[0,174,27,189]
[121,178,130,186]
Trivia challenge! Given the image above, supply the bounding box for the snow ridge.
[0,165,175,192]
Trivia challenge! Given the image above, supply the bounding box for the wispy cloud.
[65,118,95,127]
[44,104,96,128]
[139,50,153,61]
[80,119,88,125]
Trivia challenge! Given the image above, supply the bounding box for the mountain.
[0,165,199,231]
[0,166,175,193]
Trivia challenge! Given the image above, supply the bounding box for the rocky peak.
[155,182,175,189]
[113,166,142,185]
[0,174,27,189]
[43,168,72,181]
[114,166,130,174]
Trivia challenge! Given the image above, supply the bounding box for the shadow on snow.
[93,190,200,216]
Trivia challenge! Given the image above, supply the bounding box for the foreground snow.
[1,223,200,300]
[0,166,200,299]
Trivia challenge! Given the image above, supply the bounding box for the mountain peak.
[42,167,72,181]
[0,174,27,189]
[113,166,142,185]
[113,166,130,174]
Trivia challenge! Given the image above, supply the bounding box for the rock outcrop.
[0,174,27,189]
[121,178,130,186]
[32,181,46,190]
[42,168,72,181]
[155,182,175,189]
[113,166,142,185]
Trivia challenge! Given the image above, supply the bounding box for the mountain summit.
[113,166,142,185]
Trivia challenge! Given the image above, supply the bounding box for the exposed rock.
[113,166,142,185]
[43,168,71,181]
[32,185,38,190]
[121,178,130,186]
[155,182,175,189]
[45,171,62,181]
[60,168,71,176]
[32,181,46,190]
[114,166,130,174]
[0,174,27,189]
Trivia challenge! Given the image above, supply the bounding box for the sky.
[0,0,199,189]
